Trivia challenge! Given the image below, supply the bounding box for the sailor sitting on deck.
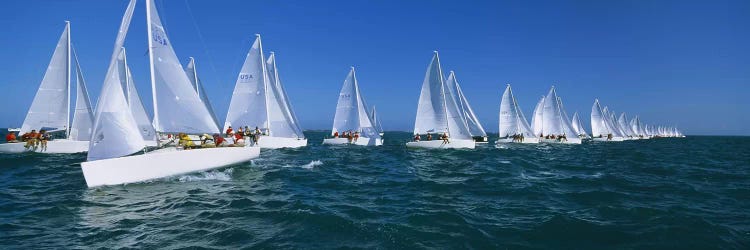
[234,130,245,146]
[413,133,420,142]
[23,130,39,149]
[333,131,339,138]
[39,130,50,151]
[353,131,360,142]
[225,126,233,137]
[5,132,17,142]
[426,133,432,141]
[440,132,449,144]
[253,127,261,145]
[213,134,226,147]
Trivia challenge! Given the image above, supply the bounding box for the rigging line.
[184,0,221,88]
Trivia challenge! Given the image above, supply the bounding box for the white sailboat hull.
[81,146,260,187]
[495,137,540,144]
[592,137,625,142]
[251,136,307,149]
[0,139,89,154]
[322,137,383,146]
[405,139,475,149]
[540,138,582,144]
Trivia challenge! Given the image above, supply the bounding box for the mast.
[146,0,160,135]
[435,51,450,136]
[65,21,71,138]
[257,34,271,136]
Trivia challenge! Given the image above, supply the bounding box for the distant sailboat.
[570,112,590,139]
[446,71,488,143]
[531,87,581,144]
[496,84,538,144]
[0,21,94,153]
[224,35,307,148]
[370,106,384,137]
[323,67,383,146]
[80,0,259,187]
[406,51,475,149]
[590,100,623,142]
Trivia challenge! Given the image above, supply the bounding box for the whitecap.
[283,160,323,170]
[178,168,233,182]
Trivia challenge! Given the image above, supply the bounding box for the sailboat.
[496,84,538,144]
[80,0,259,188]
[570,112,590,139]
[531,87,581,144]
[617,113,637,140]
[590,100,624,141]
[370,106,384,137]
[406,51,475,149]
[323,67,383,146]
[224,35,307,148]
[446,71,488,143]
[0,21,94,154]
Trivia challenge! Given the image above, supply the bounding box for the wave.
[178,168,233,182]
[283,160,323,169]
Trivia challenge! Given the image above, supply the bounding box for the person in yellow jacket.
[179,133,194,149]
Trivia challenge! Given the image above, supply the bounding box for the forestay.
[21,22,70,135]
[69,48,94,141]
[147,0,219,134]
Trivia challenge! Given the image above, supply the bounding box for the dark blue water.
[1,131,748,249]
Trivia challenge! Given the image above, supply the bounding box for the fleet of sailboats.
[0,2,688,188]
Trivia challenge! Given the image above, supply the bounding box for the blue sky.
[1,0,748,135]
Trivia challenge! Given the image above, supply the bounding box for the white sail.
[147,0,219,134]
[604,108,625,138]
[446,71,486,137]
[21,22,70,134]
[224,35,269,132]
[118,48,156,142]
[184,57,220,130]
[618,113,634,137]
[498,84,535,138]
[265,52,305,138]
[531,96,545,136]
[571,112,589,138]
[370,106,383,133]
[88,0,144,161]
[541,87,564,136]
[590,99,608,137]
[556,97,579,139]
[331,67,379,139]
[414,52,449,135]
[69,48,94,141]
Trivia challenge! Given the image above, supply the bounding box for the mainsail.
[69,47,94,141]
[147,0,219,134]
[498,84,534,138]
[446,71,486,137]
[590,99,609,137]
[331,67,379,139]
[224,35,269,132]
[21,22,71,135]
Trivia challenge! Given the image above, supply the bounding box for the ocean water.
[0,131,748,249]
